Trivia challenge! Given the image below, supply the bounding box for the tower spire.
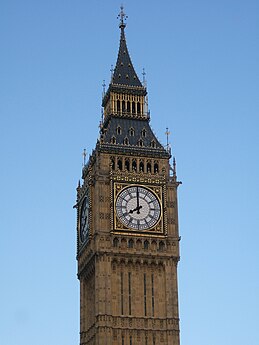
[111,5,142,87]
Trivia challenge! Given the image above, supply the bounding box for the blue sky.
[0,1,258,344]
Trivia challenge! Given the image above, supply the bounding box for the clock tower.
[76,7,181,345]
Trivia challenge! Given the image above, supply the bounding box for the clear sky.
[0,1,258,344]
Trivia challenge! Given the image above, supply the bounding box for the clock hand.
[129,205,142,214]
[136,187,140,214]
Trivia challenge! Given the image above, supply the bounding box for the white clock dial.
[115,185,161,230]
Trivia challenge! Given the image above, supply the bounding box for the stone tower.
[76,7,181,345]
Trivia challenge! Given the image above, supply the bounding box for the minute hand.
[136,187,140,214]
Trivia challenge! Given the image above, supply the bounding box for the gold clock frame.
[113,182,164,235]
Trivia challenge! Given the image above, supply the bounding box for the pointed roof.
[102,6,146,108]
[112,25,142,87]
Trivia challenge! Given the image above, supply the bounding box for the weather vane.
[117,5,128,28]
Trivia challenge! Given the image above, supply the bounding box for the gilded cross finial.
[117,5,128,28]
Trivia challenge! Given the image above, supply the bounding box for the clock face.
[80,196,89,243]
[115,185,161,230]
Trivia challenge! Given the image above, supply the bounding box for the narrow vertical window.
[145,336,148,345]
[122,335,124,345]
[117,126,121,135]
[151,273,155,317]
[111,157,115,170]
[118,159,122,170]
[122,100,125,112]
[117,100,121,112]
[132,102,136,113]
[121,272,124,315]
[137,102,141,114]
[130,335,132,345]
[153,335,156,345]
[125,159,130,171]
[113,238,119,247]
[128,272,132,315]
[144,273,147,316]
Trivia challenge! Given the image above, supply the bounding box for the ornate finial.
[110,64,114,81]
[142,68,147,87]
[117,4,128,29]
[82,149,87,167]
[165,127,171,152]
[102,80,106,99]
[173,157,177,177]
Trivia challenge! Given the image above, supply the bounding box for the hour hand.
[129,205,142,214]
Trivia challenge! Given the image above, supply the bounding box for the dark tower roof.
[112,24,142,87]
[102,7,145,108]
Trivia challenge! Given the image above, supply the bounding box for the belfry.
[76,7,181,345]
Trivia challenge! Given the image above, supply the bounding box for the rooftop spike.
[82,149,87,167]
[173,157,177,177]
[142,68,147,88]
[117,4,128,29]
[102,80,106,99]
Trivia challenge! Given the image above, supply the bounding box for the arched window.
[154,162,159,173]
[117,100,120,112]
[117,126,121,135]
[132,102,136,114]
[129,127,135,136]
[118,159,122,170]
[136,239,142,250]
[124,137,129,145]
[151,140,156,148]
[121,238,127,248]
[144,240,149,250]
[151,240,157,251]
[141,128,146,137]
[159,241,165,251]
[111,157,115,170]
[132,160,137,171]
[137,102,141,114]
[127,101,130,112]
[125,159,130,171]
[122,100,125,112]
[139,161,144,172]
[111,136,116,144]
[147,162,151,173]
[128,239,134,248]
[138,139,143,147]
[113,238,119,247]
